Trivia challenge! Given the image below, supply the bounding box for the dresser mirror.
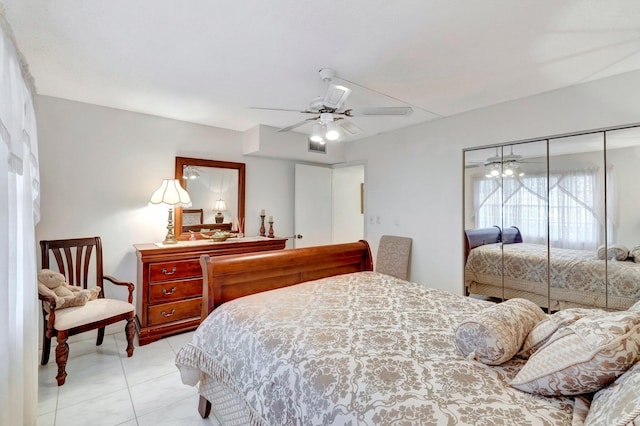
[174,157,246,239]
[463,123,640,311]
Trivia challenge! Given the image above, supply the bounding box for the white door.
[294,164,332,248]
[332,164,365,243]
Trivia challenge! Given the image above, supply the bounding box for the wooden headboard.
[464,226,523,258]
[200,240,373,314]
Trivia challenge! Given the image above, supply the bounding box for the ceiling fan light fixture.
[325,122,340,141]
[182,166,200,180]
[310,123,324,143]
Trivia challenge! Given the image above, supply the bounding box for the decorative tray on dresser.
[134,236,287,345]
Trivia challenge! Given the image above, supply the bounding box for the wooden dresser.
[134,237,287,345]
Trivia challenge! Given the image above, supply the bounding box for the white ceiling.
[5,1,640,141]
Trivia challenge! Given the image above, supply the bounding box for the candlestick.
[259,214,266,237]
[268,220,274,238]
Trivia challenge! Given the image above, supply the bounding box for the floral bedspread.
[176,271,577,425]
[465,243,640,302]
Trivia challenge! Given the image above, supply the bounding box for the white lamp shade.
[214,199,227,212]
[149,179,191,206]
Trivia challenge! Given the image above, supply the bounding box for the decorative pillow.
[597,244,629,261]
[517,308,604,359]
[629,299,640,312]
[584,361,640,426]
[630,245,640,264]
[455,298,546,365]
[510,310,640,395]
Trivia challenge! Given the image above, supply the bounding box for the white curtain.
[474,168,605,250]
[549,168,602,249]
[0,4,40,425]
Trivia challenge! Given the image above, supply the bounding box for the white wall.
[35,96,297,303]
[346,69,640,294]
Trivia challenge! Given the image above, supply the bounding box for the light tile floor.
[37,324,221,426]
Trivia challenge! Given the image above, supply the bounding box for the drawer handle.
[161,309,176,317]
[162,286,178,296]
[161,267,177,275]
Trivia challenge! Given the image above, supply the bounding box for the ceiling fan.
[467,147,538,178]
[251,68,413,142]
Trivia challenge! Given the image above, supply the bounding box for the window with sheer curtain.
[474,168,606,250]
[1,12,40,426]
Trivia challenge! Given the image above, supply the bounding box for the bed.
[464,226,640,311]
[175,241,596,425]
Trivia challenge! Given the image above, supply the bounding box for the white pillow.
[510,310,640,395]
[455,298,546,365]
[597,244,629,261]
[584,362,640,426]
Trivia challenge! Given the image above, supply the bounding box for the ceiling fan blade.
[323,84,352,109]
[250,106,317,114]
[277,117,319,133]
[348,106,413,116]
[339,119,362,136]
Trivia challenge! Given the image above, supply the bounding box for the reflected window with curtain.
[474,167,609,250]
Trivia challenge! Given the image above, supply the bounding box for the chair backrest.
[182,208,204,226]
[40,237,103,291]
[375,235,412,280]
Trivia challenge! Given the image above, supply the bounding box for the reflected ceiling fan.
[468,147,539,178]
[251,68,413,142]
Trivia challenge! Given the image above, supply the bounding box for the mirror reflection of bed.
[463,125,640,311]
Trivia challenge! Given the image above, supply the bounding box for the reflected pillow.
[597,244,629,261]
[510,310,640,395]
[630,245,640,264]
[517,308,603,359]
[502,226,523,244]
[455,298,546,365]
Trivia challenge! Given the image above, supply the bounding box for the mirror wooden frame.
[174,157,246,240]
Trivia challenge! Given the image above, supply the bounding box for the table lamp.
[214,199,227,223]
[149,179,191,244]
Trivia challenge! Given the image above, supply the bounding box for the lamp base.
[163,207,178,244]
[163,235,177,244]
[215,212,224,224]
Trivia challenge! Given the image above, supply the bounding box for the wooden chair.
[182,208,204,227]
[39,237,135,386]
[375,235,413,280]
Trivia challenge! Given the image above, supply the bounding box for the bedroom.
[2,1,640,425]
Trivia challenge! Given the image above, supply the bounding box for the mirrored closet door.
[463,123,640,311]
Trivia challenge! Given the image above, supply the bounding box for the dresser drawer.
[149,278,202,304]
[147,299,202,326]
[149,260,201,283]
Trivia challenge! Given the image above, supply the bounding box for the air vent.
[308,139,327,154]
